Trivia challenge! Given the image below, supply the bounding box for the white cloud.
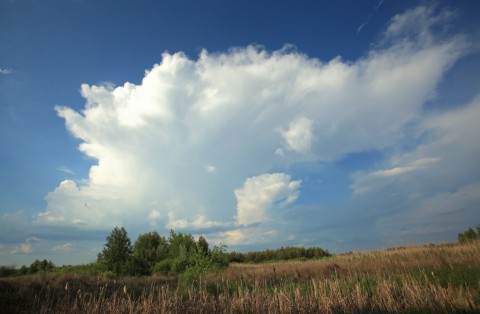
[279,117,314,154]
[52,243,74,252]
[218,227,280,246]
[383,5,455,45]
[234,173,301,226]
[0,68,13,74]
[148,209,161,221]
[204,164,217,174]
[38,5,473,247]
[352,95,480,196]
[222,229,246,245]
[10,242,32,254]
[166,212,232,231]
[352,157,441,194]
[345,95,480,247]
[57,166,75,175]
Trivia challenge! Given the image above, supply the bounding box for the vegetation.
[0,241,479,313]
[0,259,56,278]
[458,225,480,243]
[97,226,133,275]
[95,227,230,277]
[228,245,330,263]
[1,225,479,312]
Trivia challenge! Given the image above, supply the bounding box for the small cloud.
[52,243,73,252]
[279,117,314,154]
[357,0,384,34]
[223,229,246,245]
[166,212,231,231]
[357,22,368,34]
[204,164,216,174]
[352,157,442,194]
[372,157,440,177]
[148,209,161,221]
[234,173,301,226]
[26,236,41,242]
[374,0,384,10]
[10,242,32,254]
[57,166,75,175]
[0,68,13,75]
[220,227,280,246]
[275,148,285,156]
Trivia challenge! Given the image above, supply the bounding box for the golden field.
[1,241,479,313]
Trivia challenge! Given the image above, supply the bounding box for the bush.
[28,259,55,274]
[0,265,16,277]
[458,226,480,243]
[154,259,172,275]
[180,244,229,287]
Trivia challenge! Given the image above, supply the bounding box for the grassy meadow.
[1,241,479,313]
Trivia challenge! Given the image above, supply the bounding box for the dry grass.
[2,241,480,313]
[225,241,480,279]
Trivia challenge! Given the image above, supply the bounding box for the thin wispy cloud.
[357,0,384,34]
[0,67,13,74]
[57,166,75,175]
[52,243,73,252]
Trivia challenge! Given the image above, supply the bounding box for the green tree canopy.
[28,259,55,274]
[97,226,133,275]
[458,226,480,243]
[197,236,210,256]
[132,231,167,275]
[167,230,196,259]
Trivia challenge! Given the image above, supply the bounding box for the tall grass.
[2,241,479,313]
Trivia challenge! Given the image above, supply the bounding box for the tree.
[458,226,479,243]
[197,236,210,256]
[180,243,229,287]
[97,226,133,275]
[28,259,55,274]
[167,230,196,258]
[152,232,215,275]
[132,231,167,275]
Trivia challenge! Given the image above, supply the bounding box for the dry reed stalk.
[9,241,480,313]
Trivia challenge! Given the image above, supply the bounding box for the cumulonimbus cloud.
[35,5,472,247]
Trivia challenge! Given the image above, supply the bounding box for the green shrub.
[458,226,479,243]
[0,265,16,277]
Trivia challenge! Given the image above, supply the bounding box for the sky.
[1,0,480,266]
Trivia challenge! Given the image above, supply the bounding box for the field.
[1,241,479,313]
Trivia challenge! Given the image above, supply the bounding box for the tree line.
[0,259,54,277]
[97,227,229,276]
[0,227,332,278]
[2,224,478,279]
[228,246,330,263]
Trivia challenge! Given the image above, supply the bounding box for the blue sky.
[1,0,480,266]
